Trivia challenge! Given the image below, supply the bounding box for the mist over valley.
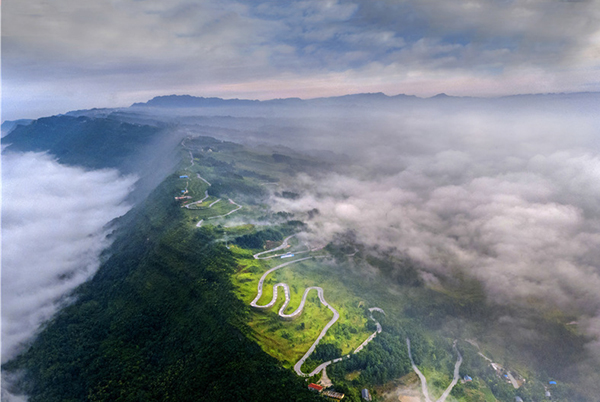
[2,93,600,401]
[4,1,600,399]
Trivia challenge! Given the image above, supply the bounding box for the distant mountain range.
[3,91,599,138]
[3,92,599,132]
[130,91,600,109]
[125,92,600,112]
[129,92,420,108]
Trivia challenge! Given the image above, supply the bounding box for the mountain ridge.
[130,91,600,108]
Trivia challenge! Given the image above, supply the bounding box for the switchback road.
[250,253,384,377]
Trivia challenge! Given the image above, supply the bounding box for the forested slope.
[2,116,162,171]
[2,174,319,402]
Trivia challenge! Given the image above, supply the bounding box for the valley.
[3,103,598,402]
[171,136,587,401]
[5,0,600,397]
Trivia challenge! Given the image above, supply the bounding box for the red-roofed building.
[308,383,323,393]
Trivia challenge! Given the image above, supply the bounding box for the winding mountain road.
[354,308,384,353]
[253,234,296,259]
[184,190,209,209]
[182,137,462,392]
[206,198,242,220]
[250,252,384,377]
[179,141,242,226]
[407,338,462,402]
[196,173,211,186]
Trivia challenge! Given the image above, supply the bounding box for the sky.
[3,0,600,120]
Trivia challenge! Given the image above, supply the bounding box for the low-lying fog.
[130,100,600,360]
[252,101,600,368]
[2,94,599,394]
[1,152,136,363]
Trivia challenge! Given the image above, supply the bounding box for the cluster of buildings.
[461,371,556,401]
[308,383,345,400]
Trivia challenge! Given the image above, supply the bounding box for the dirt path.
[253,234,296,259]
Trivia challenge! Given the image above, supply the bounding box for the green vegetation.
[233,228,284,249]
[182,139,599,402]
[184,196,217,209]
[231,254,374,368]
[3,116,161,172]
[2,173,319,402]
[5,128,594,402]
[188,199,237,218]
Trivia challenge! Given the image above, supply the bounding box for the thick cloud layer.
[1,152,136,363]
[4,0,600,119]
[270,106,600,360]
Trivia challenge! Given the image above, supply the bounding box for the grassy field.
[231,247,374,368]
[184,195,217,209]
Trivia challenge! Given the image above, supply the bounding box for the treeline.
[233,228,284,249]
[308,343,343,365]
[328,321,413,387]
[2,175,319,402]
[233,220,305,250]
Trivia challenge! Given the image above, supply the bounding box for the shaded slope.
[2,115,161,173]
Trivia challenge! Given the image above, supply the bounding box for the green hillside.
[2,169,319,402]
[2,116,162,172]
[3,128,595,402]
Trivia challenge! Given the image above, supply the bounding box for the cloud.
[1,152,137,363]
[3,0,600,120]
[268,106,600,361]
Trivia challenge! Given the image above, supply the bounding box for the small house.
[308,383,323,393]
[463,375,473,382]
[361,388,372,401]
[549,381,557,385]
[515,397,523,402]
[179,175,188,178]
